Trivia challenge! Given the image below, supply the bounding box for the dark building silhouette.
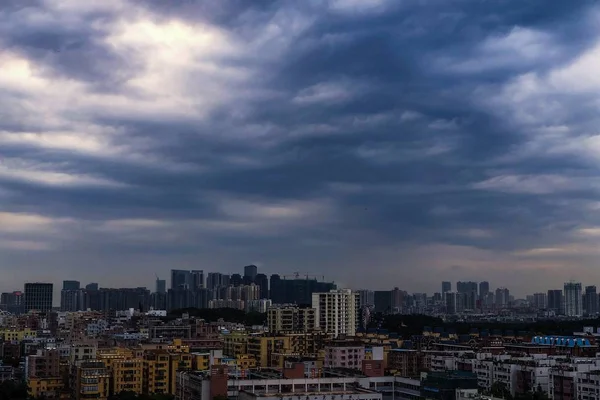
[85,283,99,291]
[270,277,336,305]
[584,286,598,315]
[547,289,563,314]
[171,269,204,290]
[479,281,490,298]
[155,279,166,294]
[243,265,258,285]
[0,291,24,314]
[374,290,392,313]
[255,273,269,299]
[24,283,53,312]
[441,281,451,293]
[62,280,80,291]
[230,274,242,287]
[206,273,229,290]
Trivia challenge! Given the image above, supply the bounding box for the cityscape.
[1,266,600,400]
[3,0,600,400]
[1,265,597,318]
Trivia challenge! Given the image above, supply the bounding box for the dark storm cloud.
[1,0,600,293]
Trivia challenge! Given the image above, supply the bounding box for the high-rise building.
[312,289,360,337]
[254,273,269,299]
[564,282,583,317]
[230,274,243,287]
[243,265,258,282]
[267,305,316,333]
[457,281,478,310]
[391,287,405,313]
[60,289,84,312]
[479,281,490,298]
[0,291,24,314]
[495,288,510,308]
[442,282,451,293]
[269,274,282,301]
[191,270,204,289]
[206,273,229,290]
[24,283,53,312]
[445,292,457,314]
[532,293,547,309]
[85,283,99,291]
[547,290,563,314]
[357,289,375,308]
[374,290,392,313]
[170,269,204,290]
[155,279,166,294]
[270,277,336,305]
[585,286,598,316]
[62,280,80,291]
[457,281,478,295]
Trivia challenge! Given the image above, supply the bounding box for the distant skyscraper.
[230,274,243,287]
[254,273,269,299]
[445,292,457,314]
[564,282,583,317]
[171,270,188,289]
[155,279,166,294]
[269,274,282,301]
[357,289,375,308]
[24,283,53,312]
[456,281,477,310]
[479,282,490,298]
[495,288,509,308]
[85,283,99,291]
[457,281,478,295]
[442,281,451,293]
[244,265,258,280]
[191,270,204,289]
[60,289,83,312]
[585,286,598,316]
[170,269,204,290]
[532,293,547,309]
[547,290,563,314]
[207,273,229,290]
[62,280,80,291]
[391,287,405,313]
[374,290,392,313]
[0,291,24,314]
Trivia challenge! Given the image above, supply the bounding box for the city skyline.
[3,1,600,293]
[4,266,600,308]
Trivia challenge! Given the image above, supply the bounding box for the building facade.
[312,289,360,338]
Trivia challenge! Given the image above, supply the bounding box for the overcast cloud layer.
[2,0,600,296]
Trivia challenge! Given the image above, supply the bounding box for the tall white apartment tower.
[312,289,360,337]
[564,282,583,317]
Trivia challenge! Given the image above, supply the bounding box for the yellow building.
[247,335,291,367]
[0,328,36,341]
[112,359,145,394]
[71,361,110,400]
[144,351,170,395]
[90,346,195,396]
[192,353,211,371]
[28,377,64,399]
[236,354,257,370]
[169,338,191,353]
[223,332,249,357]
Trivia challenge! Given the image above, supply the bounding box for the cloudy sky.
[1,0,600,297]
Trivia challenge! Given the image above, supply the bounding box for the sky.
[2,0,600,297]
